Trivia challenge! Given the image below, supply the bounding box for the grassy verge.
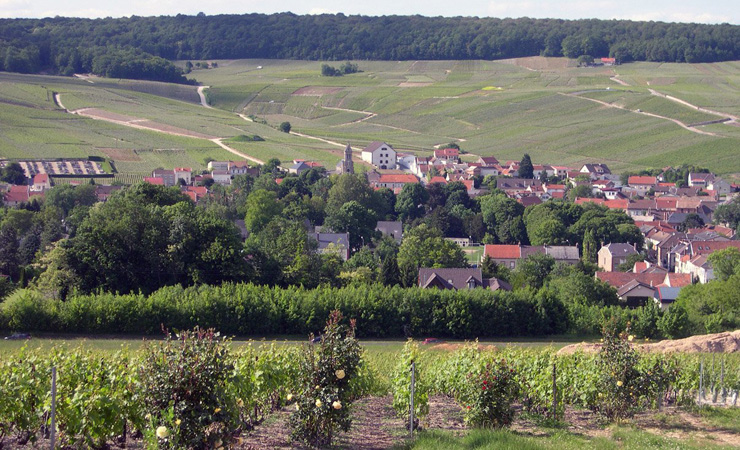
[397,426,730,450]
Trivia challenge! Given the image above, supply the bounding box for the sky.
[0,0,738,24]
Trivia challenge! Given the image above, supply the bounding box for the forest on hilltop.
[0,14,738,82]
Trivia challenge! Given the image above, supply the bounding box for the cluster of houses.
[3,147,738,312]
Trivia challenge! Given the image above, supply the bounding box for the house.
[497,178,542,196]
[207,161,230,171]
[371,174,419,192]
[688,173,712,188]
[428,176,448,185]
[596,272,691,307]
[598,243,639,272]
[601,57,617,65]
[174,168,192,185]
[574,198,629,211]
[478,156,500,167]
[211,171,232,185]
[483,244,579,269]
[376,221,403,243]
[95,185,122,202]
[289,160,312,175]
[311,232,351,261]
[3,185,31,207]
[653,287,681,310]
[361,141,396,170]
[418,268,511,291]
[580,163,611,179]
[31,173,51,192]
[433,148,460,163]
[152,169,176,186]
[144,177,165,185]
[627,176,657,195]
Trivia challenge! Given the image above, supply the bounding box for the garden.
[1,313,738,449]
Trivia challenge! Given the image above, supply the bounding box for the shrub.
[461,358,520,428]
[289,311,363,447]
[592,322,677,421]
[138,328,238,449]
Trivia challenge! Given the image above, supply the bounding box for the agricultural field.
[193,58,740,176]
[1,58,738,181]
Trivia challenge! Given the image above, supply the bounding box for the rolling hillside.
[0,57,738,179]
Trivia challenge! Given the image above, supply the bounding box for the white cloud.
[626,11,733,24]
[309,7,338,15]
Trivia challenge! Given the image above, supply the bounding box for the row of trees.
[0,14,737,79]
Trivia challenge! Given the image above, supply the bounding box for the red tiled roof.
[551,192,565,199]
[628,176,657,185]
[378,174,419,184]
[665,273,692,287]
[144,177,164,185]
[33,173,49,183]
[434,148,459,158]
[484,244,521,259]
[690,241,740,256]
[575,198,629,210]
[461,180,474,191]
[655,198,677,210]
[596,272,666,289]
[429,176,448,184]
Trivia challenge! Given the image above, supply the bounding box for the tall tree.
[582,228,598,264]
[519,154,534,179]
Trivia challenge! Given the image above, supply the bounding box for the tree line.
[0,14,737,81]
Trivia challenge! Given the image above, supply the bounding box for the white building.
[361,141,396,170]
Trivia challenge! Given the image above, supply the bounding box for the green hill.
[0,58,738,179]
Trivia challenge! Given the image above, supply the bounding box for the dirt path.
[562,92,719,137]
[648,88,738,123]
[610,75,630,86]
[322,105,378,124]
[198,86,212,109]
[211,138,264,165]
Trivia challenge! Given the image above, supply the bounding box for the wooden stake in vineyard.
[409,361,416,438]
[50,366,57,450]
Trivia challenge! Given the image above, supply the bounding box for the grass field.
[1,58,739,179]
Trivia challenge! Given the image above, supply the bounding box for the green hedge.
[0,284,582,338]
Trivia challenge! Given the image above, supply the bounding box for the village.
[2,137,738,315]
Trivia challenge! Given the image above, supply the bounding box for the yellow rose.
[315,399,323,408]
[175,419,181,426]
[333,401,342,410]
[214,407,221,414]
[287,393,293,402]
[628,335,634,342]
[335,369,346,380]
[156,426,169,439]
[617,380,623,387]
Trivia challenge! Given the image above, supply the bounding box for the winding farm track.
[54,92,264,164]
[562,92,719,137]
[648,88,738,123]
[197,86,212,109]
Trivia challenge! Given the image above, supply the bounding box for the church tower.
[338,143,354,174]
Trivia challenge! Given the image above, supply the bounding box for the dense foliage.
[139,328,238,449]
[0,14,737,80]
[289,311,363,447]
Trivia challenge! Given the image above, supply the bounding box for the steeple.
[340,143,354,174]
